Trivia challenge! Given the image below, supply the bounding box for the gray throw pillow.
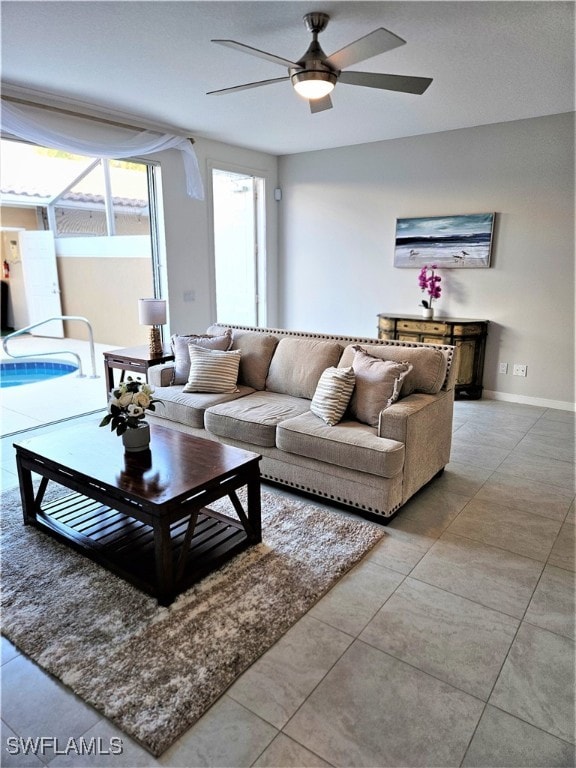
[171,329,232,384]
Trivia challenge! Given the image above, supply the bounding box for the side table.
[377,314,488,399]
[103,344,174,395]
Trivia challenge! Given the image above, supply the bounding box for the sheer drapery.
[1,100,204,199]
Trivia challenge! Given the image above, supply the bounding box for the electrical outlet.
[499,362,508,374]
[513,364,528,377]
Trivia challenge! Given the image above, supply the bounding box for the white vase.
[122,421,150,452]
[421,307,434,319]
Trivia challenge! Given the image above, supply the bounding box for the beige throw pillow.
[311,366,356,426]
[230,332,279,390]
[265,337,343,399]
[350,346,413,427]
[183,347,241,393]
[171,329,232,384]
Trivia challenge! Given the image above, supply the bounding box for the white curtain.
[1,100,204,199]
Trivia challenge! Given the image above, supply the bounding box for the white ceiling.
[1,1,574,156]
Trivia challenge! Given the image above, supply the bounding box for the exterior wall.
[57,255,151,346]
[0,206,39,232]
[277,113,575,409]
[1,209,153,346]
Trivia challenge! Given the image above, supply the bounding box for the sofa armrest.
[378,390,454,504]
[148,363,175,387]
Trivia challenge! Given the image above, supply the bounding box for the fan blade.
[212,39,297,69]
[207,76,290,96]
[309,94,333,113]
[339,71,433,95]
[327,28,405,70]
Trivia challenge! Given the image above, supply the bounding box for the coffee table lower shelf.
[35,491,252,601]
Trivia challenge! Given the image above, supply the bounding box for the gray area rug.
[1,485,384,756]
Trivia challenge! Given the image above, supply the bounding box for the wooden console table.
[377,314,488,399]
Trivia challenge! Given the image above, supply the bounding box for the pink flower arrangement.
[418,264,442,309]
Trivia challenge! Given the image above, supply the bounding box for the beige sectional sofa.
[147,323,458,520]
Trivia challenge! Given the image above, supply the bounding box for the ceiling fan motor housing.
[303,12,330,34]
[291,12,338,97]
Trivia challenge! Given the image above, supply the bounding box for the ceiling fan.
[207,12,432,113]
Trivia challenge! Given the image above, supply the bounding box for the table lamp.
[138,298,166,356]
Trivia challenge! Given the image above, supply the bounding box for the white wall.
[278,113,575,409]
[151,138,279,335]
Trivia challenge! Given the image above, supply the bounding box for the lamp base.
[149,326,162,356]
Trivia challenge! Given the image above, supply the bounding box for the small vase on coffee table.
[122,421,151,453]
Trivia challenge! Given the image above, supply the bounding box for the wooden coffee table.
[14,423,262,606]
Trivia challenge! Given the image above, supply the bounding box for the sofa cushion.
[171,329,232,384]
[205,392,310,447]
[265,338,342,399]
[340,343,448,396]
[277,412,405,478]
[350,346,413,427]
[310,366,355,426]
[145,385,254,429]
[183,347,241,393]
[228,331,279,390]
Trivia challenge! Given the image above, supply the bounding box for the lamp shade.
[138,298,166,326]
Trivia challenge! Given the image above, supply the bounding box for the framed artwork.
[394,213,495,268]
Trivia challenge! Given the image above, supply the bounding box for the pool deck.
[1,335,125,491]
[1,335,118,436]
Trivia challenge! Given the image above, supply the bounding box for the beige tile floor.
[1,393,575,767]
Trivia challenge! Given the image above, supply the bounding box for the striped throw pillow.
[171,329,232,384]
[310,366,356,426]
[183,347,241,393]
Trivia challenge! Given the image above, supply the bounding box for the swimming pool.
[0,359,79,388]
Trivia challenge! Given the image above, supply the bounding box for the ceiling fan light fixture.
[291,70,336,100]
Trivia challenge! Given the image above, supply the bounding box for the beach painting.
[394,213,495,268]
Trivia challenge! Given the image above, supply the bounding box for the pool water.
[0,360,79,388]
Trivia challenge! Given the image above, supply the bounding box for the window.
[212,168,266,326]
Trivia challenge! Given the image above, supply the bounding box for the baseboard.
[483,390,576,412]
